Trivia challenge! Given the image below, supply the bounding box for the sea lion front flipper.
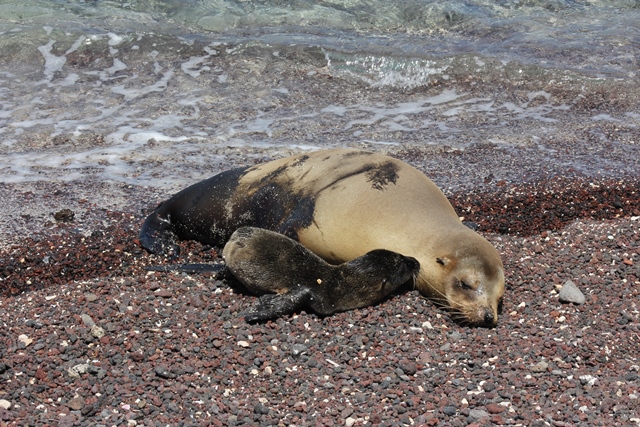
[244,287,312,323]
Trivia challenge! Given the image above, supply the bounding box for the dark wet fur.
[139,168,248,254]
[139,166,320,255]
[224,227,420,322]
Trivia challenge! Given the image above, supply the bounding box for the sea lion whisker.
[415,282,465,314]
[448,312,469,323]
[456,318,471,327]
[419,276,446,300]
[449,310,467,319]
[428,295,448,305]
[411,272,418,291]
[447,299,466,310]
[422,288,447,303]
[426,283,450,303]
[425,282,469,311]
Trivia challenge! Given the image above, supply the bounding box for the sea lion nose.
[483,310,495,326]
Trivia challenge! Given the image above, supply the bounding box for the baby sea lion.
[140,148,505,326]
[223,227,420,322]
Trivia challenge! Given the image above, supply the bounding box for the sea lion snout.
[400,256,420,274]
[391,255,420,288]
[454,303,499,328]
[481,307,496,327]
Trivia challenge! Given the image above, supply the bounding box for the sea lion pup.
[223,227,420,322]
[140,148,505,326]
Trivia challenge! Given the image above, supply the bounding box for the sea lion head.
[347,250,421,296]
[424,236,505,327]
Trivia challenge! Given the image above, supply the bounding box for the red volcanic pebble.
[485,403,506,414]
[0,177,638,426]
[449,177,640,235]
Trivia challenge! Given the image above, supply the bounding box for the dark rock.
[53,209,75,222]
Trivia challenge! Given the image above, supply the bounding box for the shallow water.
[0,0,638,189]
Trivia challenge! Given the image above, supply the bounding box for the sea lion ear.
[436,257,448,266]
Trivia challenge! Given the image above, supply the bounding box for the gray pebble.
[448,331,462,341]
[442,405,457,416]
[558,280,586,304]
[291,344,307,357]
[579,375,598,386]
[25,319,43,329]
[469,409,489,420]
[155,366,177,379]
[254,403,270,415]
[531,361,549,373]
[80,314,96,327]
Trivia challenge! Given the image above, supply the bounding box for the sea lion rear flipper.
[139,204,180,256]
[244,287,312,323]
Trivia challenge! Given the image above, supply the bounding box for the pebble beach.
[1,158,638,426]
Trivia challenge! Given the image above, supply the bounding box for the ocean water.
[0,0,638,190]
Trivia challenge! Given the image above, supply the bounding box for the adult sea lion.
[223,227,420,322]
[140,148,505,326]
